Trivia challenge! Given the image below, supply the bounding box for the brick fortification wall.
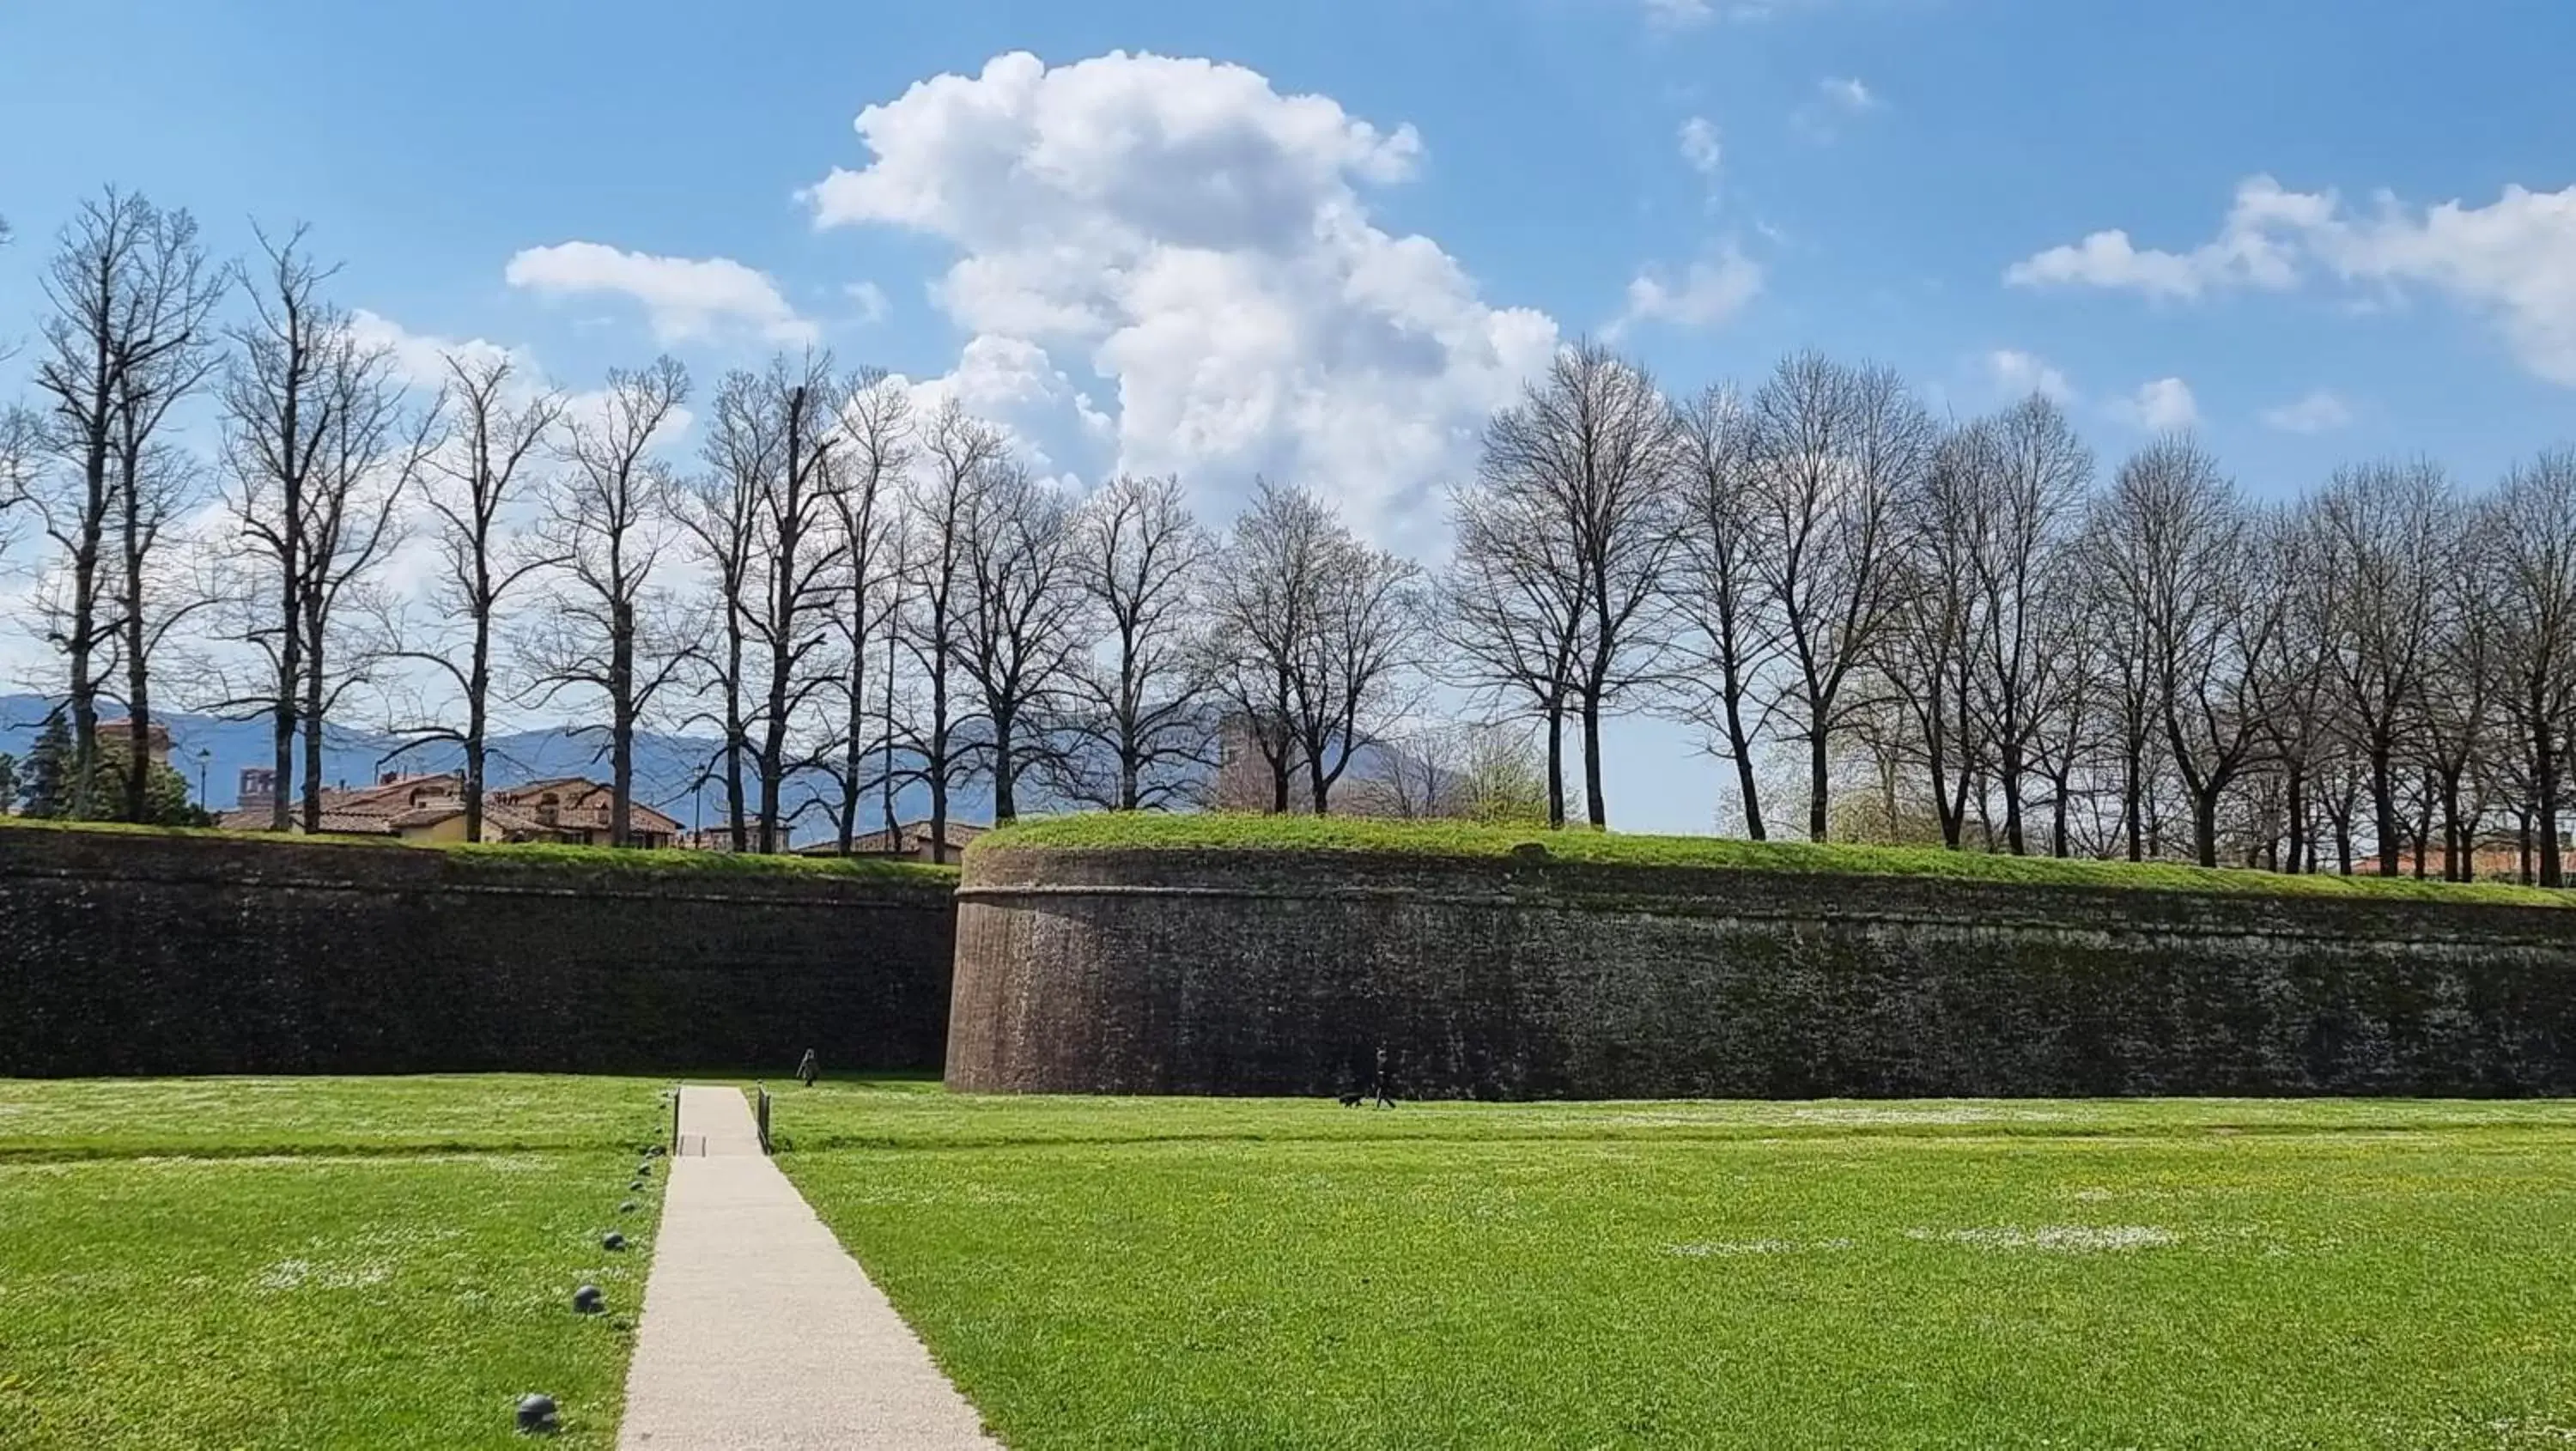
[950,845,2576,1098]
[0,827,956,1077]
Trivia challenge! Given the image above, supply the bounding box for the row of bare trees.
[1445,343,2576,885]
[8,191,2576,883]
[1,191,1443,858]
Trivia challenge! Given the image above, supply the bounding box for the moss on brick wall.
[0,825,957,1077]
[950,845,2576,1099]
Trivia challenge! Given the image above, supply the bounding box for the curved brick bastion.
[949,842,2576,1098]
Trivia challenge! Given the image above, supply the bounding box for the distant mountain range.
[0,695,993,847]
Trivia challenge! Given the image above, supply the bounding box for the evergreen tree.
[19,717,72,818]
[0,753,16,815]
[90,732,214,827]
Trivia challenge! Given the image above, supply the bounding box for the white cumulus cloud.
[1643,0,1832,25]
[1678,117,1723,179]
[1613,246,1765,336]
[2008,176,2576,385]
[1818,76,1879,112]
[1986,349,2074,404]
[2004,175,2324,300]
[504,241,815,346]
[348,309,526,388]
[2117,377,2199,432]
[801,50,1557,543]
[2259,388,2353,434]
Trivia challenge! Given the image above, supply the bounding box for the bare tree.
[671,412,762,851]
[0,408,39,554]
[1670,382,1775,838]
[895,401,1007,862]
[296,331,434,830]
[1455,721,1552,825]
[677,357,851,853]
[817,371,908,853]
[107,440,222,817]
[522,358,690,847]
[959,462,1086,823]
[2488,450,2576,888]
[2313,459,2451,874]
[1888,421,1990,848]
[30,189,221,817]
[217,227,340,830]
[381,355,559,837]
[1208,479,1339,813]
[1345,722,1462,819]
[748,358,848,853]
[2027,570,2114,857]
[2421,521,2502,880]
[1476,341,1680,827]
[1747,353,1937,841]
[1287,521,1421,816]
[1970,396,2092,853]
[2096,437,2282,866]
[1055,473,1215,811]
[2256,507,2338,873]
[1437,465,1581,828]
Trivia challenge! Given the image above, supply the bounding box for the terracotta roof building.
[218,771,683,847]
[794,817,989,863]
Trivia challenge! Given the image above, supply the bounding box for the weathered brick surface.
[0,829,957,1077]
[950,846,2576,1098]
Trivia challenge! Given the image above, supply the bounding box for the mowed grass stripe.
[778,1083,2576,1450]
[0,1076,671,1450]
[0,1073,677,1159]
[977,811,2572,906]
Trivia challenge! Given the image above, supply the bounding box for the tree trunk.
[122,607,151,822]
[66,426,108,822]
[2412,785,2432,880]
[1580,690,1607,829]
[611,621,636,849]
[2439,771,2464,882]
[1999,743,2026,856]
[300,622,326,835]
[723,623,748,853]
[270,635,297,833]
[2192,788,2221,869]
[2538,706,2564,889]
[927,766,950,866]
[1807,728,1831,843]
[1926,701,1962,850]
[1720,692,1763,842]
[1118,732,1141,813]
[2370,747,2400,877]
[993,710,1018,826]
[121,458,151,822]
[926,657,950,865]
[2284,767,2308,875]
[1543,703,1566,831]
[465,614,489,842]
[2122,736,2145,862]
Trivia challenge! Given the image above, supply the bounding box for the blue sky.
[5,0,2574,831]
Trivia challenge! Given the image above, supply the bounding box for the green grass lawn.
[979,811,2570,906]
[777,1082,2576,1449]
[0,1076,671,1449]
[0,814,958,884]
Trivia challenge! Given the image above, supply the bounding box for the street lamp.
[196,748,210,809]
